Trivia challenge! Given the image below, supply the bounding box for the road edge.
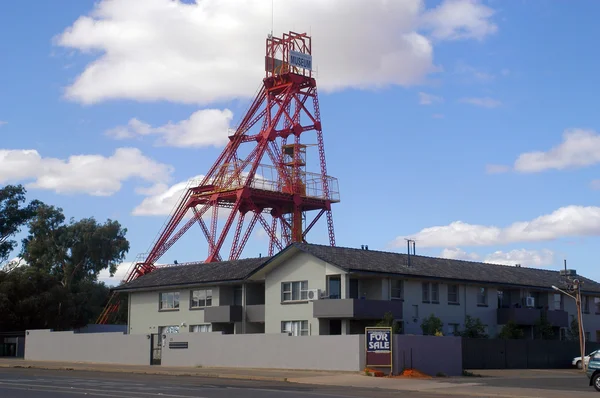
[0,363,289,383]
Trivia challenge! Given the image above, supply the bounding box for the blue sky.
[2,0,600,285]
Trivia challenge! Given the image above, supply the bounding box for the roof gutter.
[110,278,258,294]
[345,269,600,294]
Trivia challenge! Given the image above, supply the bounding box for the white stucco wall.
[128,287,220,335]
[264,251,346,335]
[161,333,363,371]
[25,329,150,365]
[402,279,498,336]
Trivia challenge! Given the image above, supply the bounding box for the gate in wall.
[150,334,162,365]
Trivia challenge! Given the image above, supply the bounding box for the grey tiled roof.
[112,243,600,294]
[113,256,271,291]
[293,243,600,294]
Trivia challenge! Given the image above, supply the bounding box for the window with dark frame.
[448,284,459,304]
[190,289,213,308]
[422,282,429,302]
[391,279,403,300]
[477,287,488,306]
[422,282,439,303]
[159,292,180,310]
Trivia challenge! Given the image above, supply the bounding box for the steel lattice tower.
[97,31,339,324]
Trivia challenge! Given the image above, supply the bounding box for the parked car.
[574,350,600,369]
[587,351,600,391]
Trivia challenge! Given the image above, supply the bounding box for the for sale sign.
[365,327,393,368]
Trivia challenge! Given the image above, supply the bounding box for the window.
[431,283,439,303]
[422,282,429,302]
[281,281,308,302]
[595,297,600,314]
[477,287,488,306]
[281,320,309,336]
[160,325,180,334]
[554,293,563,311]
[583,296,590,313]
[422,282,439,303]
[159,292,180,310]
[190,289,213,308]
[190,324,212,333]
[328,276,341,299]
[497,290,504,308]
[448,323,459,336]
[349,279,359,299]
[391,279,403,300]
[448,284,459,304]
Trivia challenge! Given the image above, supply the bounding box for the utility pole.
[554,261,586,373]
[574,279,586,372]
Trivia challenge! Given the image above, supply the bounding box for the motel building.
[113,242,600,341]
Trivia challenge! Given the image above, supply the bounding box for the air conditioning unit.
[307,288,321,301]
[526,296,535,307]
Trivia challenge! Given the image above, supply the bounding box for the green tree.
[421,313,443,335]
[0,185,42,265]
[534,311,555,339]
[459,315,488,338]
[498,320,524,339]
[0,197,131,332]
[376,311,402,334]
[21,204,130,288]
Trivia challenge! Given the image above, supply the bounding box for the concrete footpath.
[0,358,595,398]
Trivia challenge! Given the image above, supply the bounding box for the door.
[150,334,162,365]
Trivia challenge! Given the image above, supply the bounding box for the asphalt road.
[453,369,593,392]
[0,368,450,398]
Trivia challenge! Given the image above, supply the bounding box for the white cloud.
[98,261,133,286]
[0,147,172,196]
[106,109,234,148]
[454,61,495,82]
[485,164,510,174]
[439,247,554,267]
[0,121,7,127]
[55,0,496,105]
[591,180,600,190]
[459,97,502,108]
[394,205,600,248]
[440,247,480,261]
[420,0,497,41]
[418,92,443,105]
[484,248,554,267]
[514,128,600,173]
[133,175,204,216]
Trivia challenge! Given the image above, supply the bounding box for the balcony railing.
[204,305,243,323]
[497,308,568,327]
[191,162,340,202]
[313,299,403,320]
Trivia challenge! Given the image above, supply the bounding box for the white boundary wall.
[25,329,150,365]
[24,330,364,371]
[162,333,363,371]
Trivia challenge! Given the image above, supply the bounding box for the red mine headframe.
[96,31,340,324]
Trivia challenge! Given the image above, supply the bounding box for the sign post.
[365,327,393,374]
